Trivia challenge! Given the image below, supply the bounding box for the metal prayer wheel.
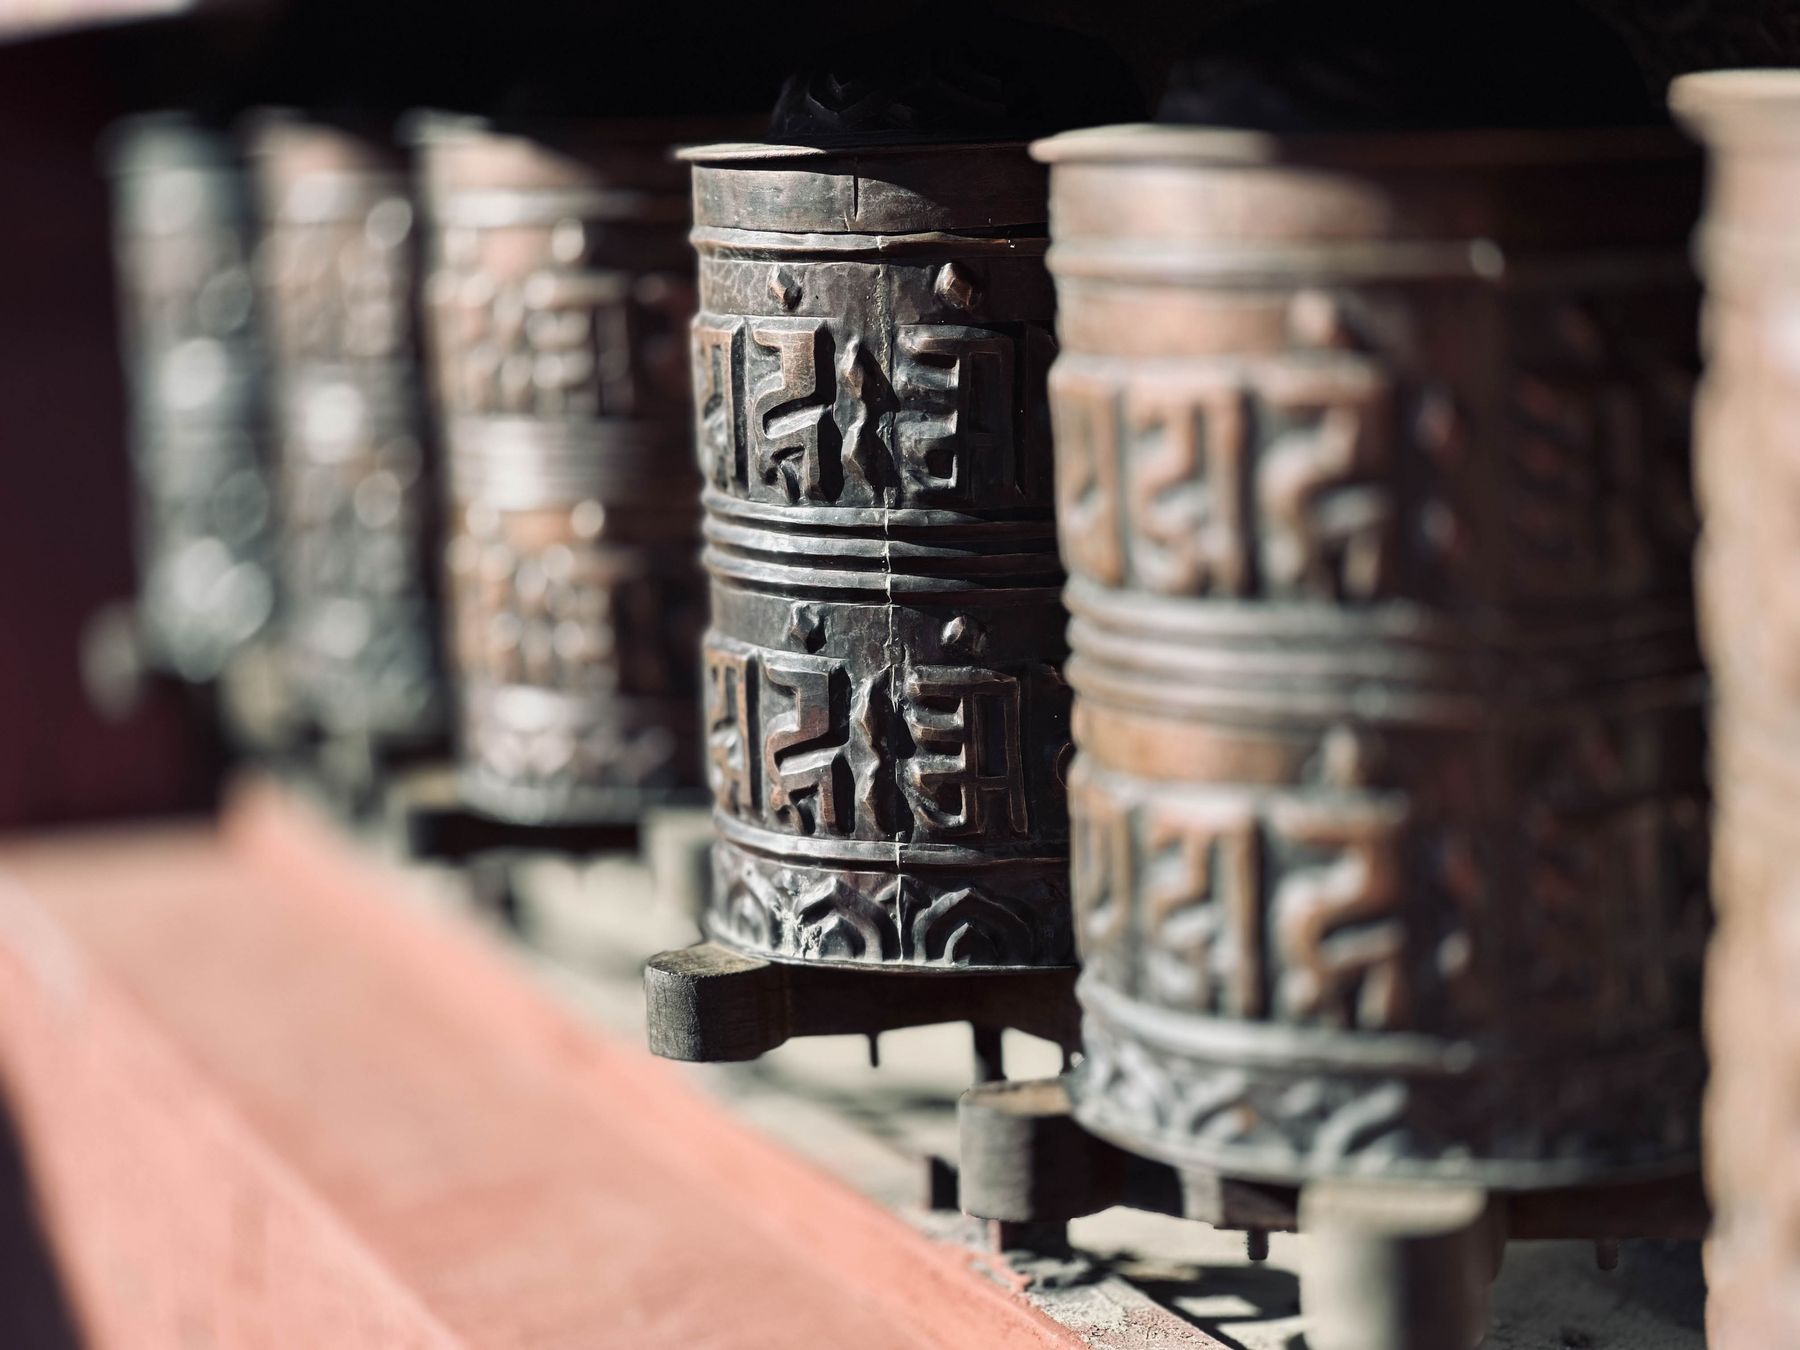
[1037,126,1708,1197]
[246,113,444,747]
[685,140,1072,972]
[416,117,708,827]
[104,114,275,683]
[1671,70,1800,1350]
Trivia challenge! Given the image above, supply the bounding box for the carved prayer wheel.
[416,117,707,826]
[687,140,1072,969]
[1671,69,1800,1350]
[247,113,444,744]
[1037,125,1708,1190]
[105,114,275,682]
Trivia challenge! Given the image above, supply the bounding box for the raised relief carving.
[711,845,1073,969]
[697,308,1055,510]
[1054,355,1397,600]
[1053,365,1126,585]
[797,877,900,962]
[520,269,631,416]
[1140,799,1264,1018]
[899,664,1031,839]
[910,885,1041,965]
[703,642,757,816]
[761,650,852,835]
[1268,799,1410,1032]
[435,245,689,421]
[1256,363,1395,602]
[1125,374,1251,596]
[894,324,1016,501]
[702,634,1065,850]
[1507,298,1695,603]
[750,318,837,501]
[695,318,744,490]
[265,194,413,366]
[1071,764,1133,959]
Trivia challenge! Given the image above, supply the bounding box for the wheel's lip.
[679,139,1032,164]
[1031,122,1691,169]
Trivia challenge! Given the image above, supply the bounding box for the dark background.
[0,0,1784,829]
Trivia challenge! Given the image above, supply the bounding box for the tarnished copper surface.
[104,114,274,682]
[1671,69,1800,1350]
[687,140,1072,968]
[1038,124,1708,1188]
[246,113,443,743]
[416,117,708,826]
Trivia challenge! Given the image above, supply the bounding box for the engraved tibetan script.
[691,308,1049,508]
[1054,356,1397,600]
[704,638,1048,845]
[1072,770,1412,1030]
[895,324,1016,502]
[900,663,1030,838]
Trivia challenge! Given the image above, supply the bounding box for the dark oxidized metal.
[416,117,708,826]
[1672,69,1800,1350]
[1037,124,1708,1192]
[246,113,444,745]
[105,114,275,682]
[685,140,1072,970]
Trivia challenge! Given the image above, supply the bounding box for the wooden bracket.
[382,764,641,864]
[643,942,1080,1063]
[958,1075,1709,1241]
[958,1077,1298,1230]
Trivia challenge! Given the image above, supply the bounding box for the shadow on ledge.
[0,1081,83,1349]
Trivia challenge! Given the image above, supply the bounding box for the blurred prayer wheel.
[416,117,707,826]
[1672,69,1800,1350]
[687,139,1073,968]
[104,114,275,682]
[247,112,444,744]
[1037,124,1708,1189]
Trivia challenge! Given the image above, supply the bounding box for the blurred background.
[0,0,1787,828]
[0,5,1792,1350]
[0,0,1200,828]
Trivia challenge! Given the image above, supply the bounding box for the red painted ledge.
[0,780,1086,1349]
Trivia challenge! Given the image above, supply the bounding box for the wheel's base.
[642,942,1080,1063]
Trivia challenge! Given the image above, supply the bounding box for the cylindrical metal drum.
[105,114,275,682]
[686,142,1072,968]
[247,113,444,745]
[416,118,708,826]
[1671,69,1800,1350]
[1038,125,1708,1188]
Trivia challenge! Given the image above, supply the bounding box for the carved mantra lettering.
[266,203,412,365]
[899,664,1030,837]
[761,651,850,834]
[1073,760,1705,1039]
[704,638,1042,843]
[750,319,836,500]
[692,314,1046,506]
[1053,359,1394,601]
[1072,766,1410,1032]
[454,517,690,699]
[435,257,691,418]
[1506,348,1688,601]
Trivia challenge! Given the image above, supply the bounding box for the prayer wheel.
[686,137,1072,969]
[247,112,444,745]
[416,116,708,826]
[105,114,275,682]
[1672,69,1800,1350]
[1037,122,1709,1192]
